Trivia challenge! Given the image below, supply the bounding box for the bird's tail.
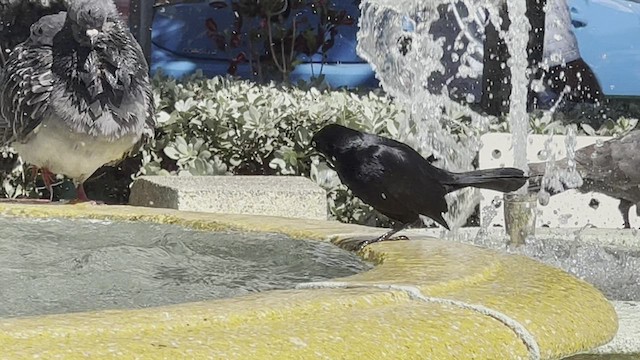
[526,161,547,192]
[444,167,528,193]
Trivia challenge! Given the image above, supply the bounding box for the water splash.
[503,0,531,183]
[357,0,498,228]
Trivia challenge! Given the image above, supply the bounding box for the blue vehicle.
[148,0,640,95]
[150,0,378,88]
[569,0,640,97]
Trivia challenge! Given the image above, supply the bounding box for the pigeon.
[529,130,640,228]
[0,0,156,202]
[312,124,528,248]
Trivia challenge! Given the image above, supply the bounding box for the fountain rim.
[0,202,618,359]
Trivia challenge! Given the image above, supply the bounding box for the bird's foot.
[339,234,411,251]
[357,235,411,249]
[337,237,377,252]
[40,168,57,201]
[66,184,103,205]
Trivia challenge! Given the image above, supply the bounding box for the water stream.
[358,0,584,227]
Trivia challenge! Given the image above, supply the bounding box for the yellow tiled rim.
[0,203,618,359]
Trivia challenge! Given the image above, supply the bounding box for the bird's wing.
[97,30,155,165]
[345,140,450,228]
[380,145,451,227]
[122,30,156,157]
[0,42,54,145]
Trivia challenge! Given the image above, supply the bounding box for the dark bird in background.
[0,0,156,202]
[528,130,640,228]
[312,124,528,248]
[0,0,66,68]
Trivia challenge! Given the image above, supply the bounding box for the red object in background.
[114,0,131,23]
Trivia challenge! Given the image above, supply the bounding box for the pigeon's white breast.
[12,117,141,183]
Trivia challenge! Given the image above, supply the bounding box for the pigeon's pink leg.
[26,165,39,179]
[69,183,103,205]
[24,165,55,201]
[74,183,90,202]
[40,168,57,201]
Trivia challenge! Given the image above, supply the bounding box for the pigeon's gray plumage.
[0,0,155,201]
[529,130,640,228]
[0,0,66,67]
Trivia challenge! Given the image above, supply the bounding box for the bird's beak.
[86,28,100,45]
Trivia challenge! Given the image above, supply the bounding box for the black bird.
[529,130,640,229]
[312,124,528,248]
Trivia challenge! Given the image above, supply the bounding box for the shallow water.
[514,238,640,301]
[430,228,640,301]
[0,216,371,318]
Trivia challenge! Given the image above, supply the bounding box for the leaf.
[249,105,261,123]
[156,111,172,125]
[294,127,312,146]
[174,98,196,113]
[163,146,181,160]
[247,91,260,104]
[386,120,399,138]
[175,136,189,155]
[269,158,286,170]
[581,123,596,136]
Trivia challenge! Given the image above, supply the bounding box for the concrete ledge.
[129,175,327,220]
[0,203,619,359]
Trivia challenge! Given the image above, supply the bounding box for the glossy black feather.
[312,124,528,230]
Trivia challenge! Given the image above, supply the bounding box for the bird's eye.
[37,28,43,35]
[311,140,317,148]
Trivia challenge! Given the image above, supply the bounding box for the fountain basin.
[418,226,640,357]
[0,203,617,359]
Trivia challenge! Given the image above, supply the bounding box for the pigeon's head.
[311,124,362,163]
[29,12,66,46]
[67,0,120,47]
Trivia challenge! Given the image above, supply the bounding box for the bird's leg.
[618,200,633,229]
[68,183,103,205]
[26,165,39,180]
[40,168,57,201]
[73,183,91,203]
[356,222,413,250]
[25,165,56,201]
